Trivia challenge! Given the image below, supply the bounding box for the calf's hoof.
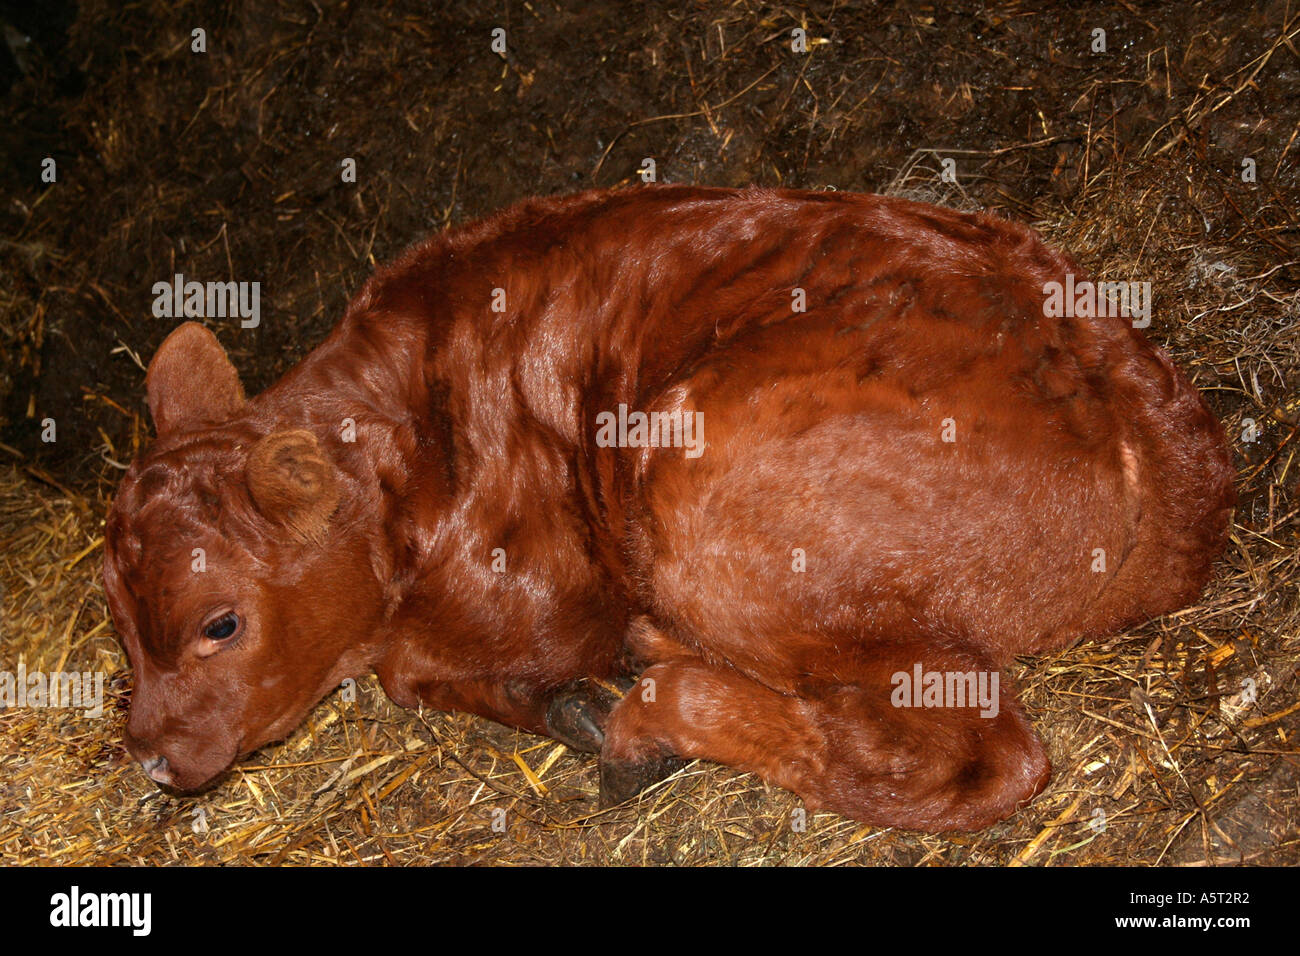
[598,752,688,807]
[545,680,625,753]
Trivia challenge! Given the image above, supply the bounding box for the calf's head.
[104,323,385,792]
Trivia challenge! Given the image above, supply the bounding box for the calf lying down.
[103,185,1235,831]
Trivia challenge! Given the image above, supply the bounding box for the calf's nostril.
[140,754,172,785]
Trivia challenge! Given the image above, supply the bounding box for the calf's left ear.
[247,430,340,540]
[146,322,246,436]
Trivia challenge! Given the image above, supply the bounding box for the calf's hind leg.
[599,641,1051,831]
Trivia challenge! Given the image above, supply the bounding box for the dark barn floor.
[1,0,1298,865]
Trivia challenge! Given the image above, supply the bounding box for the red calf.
[103,185,1235,830]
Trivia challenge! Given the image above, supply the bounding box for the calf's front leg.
[378,663,630,754]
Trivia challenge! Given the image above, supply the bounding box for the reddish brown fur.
[103,185,1235,831]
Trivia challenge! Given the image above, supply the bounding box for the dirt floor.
[1,0,1298,865]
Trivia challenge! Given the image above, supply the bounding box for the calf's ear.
[146,322,246,436]
[247,430,340,540]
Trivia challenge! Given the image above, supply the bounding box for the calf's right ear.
[247,430,340,541]
[145,322,246,436]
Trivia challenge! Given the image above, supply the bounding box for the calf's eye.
[203,612,240,641]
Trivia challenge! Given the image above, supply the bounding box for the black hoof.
[545,682,621,753]
[598,752,687,807]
